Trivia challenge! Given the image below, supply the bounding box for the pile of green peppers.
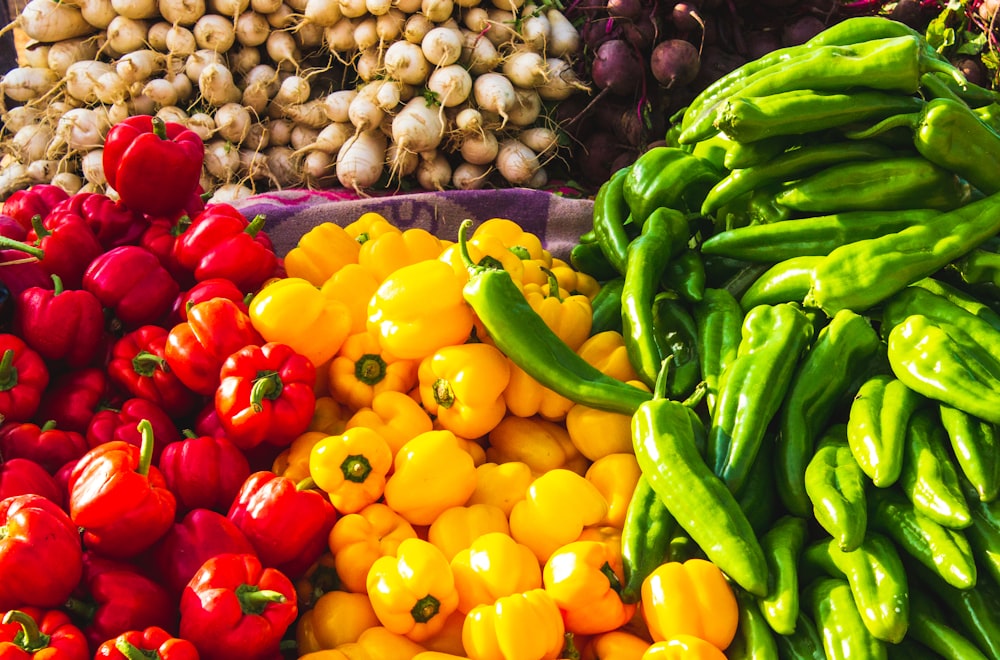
[569,14,1000,660]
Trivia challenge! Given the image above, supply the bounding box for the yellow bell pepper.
[418,343,511,440]
[522,272,592,352]
[582,631,650,660]
[296,551,341,610]
[329,331,419,411]
[486,416,589,477]
[462,588,565,660]
[310,396,351,435]
[301,589,381,650]
[585,453,642,529]
[298,650,360,660]
[367,537,460,642]
[465,461,533,517]
[427,503,510,561]
[579,331,641,383]
[345,211,402,243]
[542,540,636,635]
[640,559,738,650]
[310,426,394,514]
[472,218,547,259]
[367,259,476,361]
[565,403,635,462]
[641,637,728,659]
[577,525,623,549]
[502,361,574,422]
[285,221,362,286]
[249,276,351,368]
[320,263,382,336]
[549,258,601,300]
[419,609,468,657]
[328,502,418,594]
[451,532,543,614]
[439,234,527,288]
[273,430,326,482]
[355,626,427,660]
[345,390,434,457]
[383,429,479,526]
[361,227,447,282]
[413,654,469,660]
[454,436,488,467]
[509,468,609,562]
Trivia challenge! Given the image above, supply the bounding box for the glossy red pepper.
[178,553,297,660]
[107,326,200,418]
[215,342,316,451]
[85,398,182,464]
[172,204,278,293]
[94,625,199,660]
[103,116,204,218]
[0,249,52,302]
[68,420,177,559]
[49,191,146,250]
[83,246,180,330]
[150,508,257,597]
[1,184,69,232]
[141,214,194,286]
[0,334,48,423]
[0,420,87,474]
[164,297,263,396]
[159,431,250,515]
[24,213,103,290]
[171,277,248,324]
[65,552,176,650]
[15,275,105,369]
[226,471,337,579]
[0,215,27,242]
[34,367,109,434]
[0,457,64,507]
[0,607,89,660]
[0,494,83,611]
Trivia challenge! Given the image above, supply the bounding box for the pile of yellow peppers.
[250,213,740,660]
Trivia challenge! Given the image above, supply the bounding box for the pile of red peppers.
[0,118,323,660]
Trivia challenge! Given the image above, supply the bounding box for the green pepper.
[909,559,1000,659]
[457,220,651,415]
[700,209,940,263]
[920,69,1000,107]
[868,486,977,590]
[899,407,972,529]
[774,612,826,660]
[939,405,1000,503]
[886,637,941,660]
[714,184,796,231]
[805,190,1000,315]
[592,167,634,277]
[775,310,883,518]
[735,430,779,536]
[887,314,1000,426]
[757,515,808,636]
[723,133,798,170]
[739,256,822,310]
[911,277,1000,331]
[727,587,779,660]
[660,249,706,303]
[620,473,675,605]
[569,240,619,282]
[961,478,1000,588]
[846,375,922,488]
[692,288,743,416]
[954,246,1000,288]
[804,577,887,660]
[907,588,990,660]
[708,303,814,496]
[804,425,868,552]
[881,283,1000,348]
[622,147,723,224]
[650,293,700,400]
[621,207,690,388]
[632,375,769,597]
[588,276,624,336]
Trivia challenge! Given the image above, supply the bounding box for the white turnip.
[336,129,387,191]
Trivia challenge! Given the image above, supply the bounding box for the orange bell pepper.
[310,427,393,514]
[285,222,362,286]
[565,403,635,462]
[641,637,728,659]
[355,626,428,659]
[273,430,327,482]
[581,630,651,660]
[451,531,543,614]
[345,212,402,242]
[542,540,636,635]
[522,271,592,351]
[427,503,510,561]
[418,343,510,440]
[640,559,738,650]
[328,502,418,594]
[360,228,446,282]
[585,453,642,529]
[509,468,609,562]
[465,461,533,517]
[329,331,419,411]
[297,589,381,651]
[462,588,565,660]
[320,263,382,336]
[383,429,478,526]
[367,259,475,361]
[366,538,460,642]
[486,416,589,477]
[345,390,433,457]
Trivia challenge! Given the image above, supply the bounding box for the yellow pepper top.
[328,502,418,594]
[360,228,447,283]
[450,531,542,615]
[418,343,511,440]
[329,331,419,412]
[285,222,362,286]
[461,588,565,660]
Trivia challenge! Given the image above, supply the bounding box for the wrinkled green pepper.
[757,515,808,636]
[739,256,821,310]
[620,474,675,605]
[622,147,723,223]
[650,293,700,400]
[692,287,743,416]
[804,424,868,551]
[589,276,624,336]
[846,375,923,488]
[899,407,972,529]
[940,404,1000,503]
[907,588,989,660]
[804,577,887,660]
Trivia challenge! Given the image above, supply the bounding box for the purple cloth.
[232,188,595,260]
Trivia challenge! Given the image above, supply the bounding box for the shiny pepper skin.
[461,588,566,660]
[418,343,511,440]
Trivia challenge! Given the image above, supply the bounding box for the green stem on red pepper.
[135,419,156,478]
[249,370,283,413]
[115,638,157,660]
[2,610,50,653]
[245,214,267,238]
[235,583,287,615]
[0,349,19,391]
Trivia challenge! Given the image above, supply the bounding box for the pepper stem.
[2,610,51,653]
[135,419,156,477]
[40,419,57,431]
[30,215,50,240]
[410,594,441,624]
[354,353,387,385]
[115,638,158,660]
[682,380,708,409]
[432,378,455,409]
[132,350,168,378]
[250,370,283,413]
[0,233,45,260]
[542,267,562,301]
[457,219,476,271]
[63,597,98,626]
[0,349,19,392]
[341,453,373,483]
[235,583,287,615]
[562,633,581,660]
[151,116,168,140]
[245,214,267,238]
[296,476,318,491]
[51,274,63,295]
[600,560,623,594]
[842,111,918,140]
[652,356,673,401]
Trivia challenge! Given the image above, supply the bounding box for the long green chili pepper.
[899,408,972,529]
[940,404,1000,504]
[961,478,1000,588]
[692,288,743,416]
[803,425,869,552]
[954,247,1000,287]
[774,612,826,660]
[911,277,1000,332]
[886,638,942,660]
[757,515,808,636]
[736,430,779,536]
[592,167,633,277]
[650,293,700,400]
[620,474,675,605]
[739,256,822,310]
[708,302,814,496]
[457,220,651,415]
[907,588,990,660]
[660,249,706,303]
[882,279,1000,347]
[723,133,799,170]
[920,69,1000,107]
[588,276,625,336]
[728,588,779,659]
[804,577,888,660]
[846,374,922,488]
[632,373,769,597]
[909,559,1000,659]
[569,241,618,282]
[622,147,723,224]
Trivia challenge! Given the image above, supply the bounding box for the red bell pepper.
[1,185,69,232]
[0,494,83,611]
[85,398,182,464]
[192,402,226,439]
[178,553,296,660]
[141,214,193,288]
[0,457,64,507]
[49,192,146,250]
[0,215,27,242]
[83,246,180,330]
[159,431,250,515]
[0,420,88,474]
[107,326,200,418]
[25,213,104,290]
[150,508,257,597]
[15,275,105,369]
[68,420,177,559]
[0,334,48,424]
[172,204,278,293]
[93,626,199,660]
[226,471,336,580]
[0,249,52,302]
[103,116,204,218]
[164,297,263,396]
[34,367,109,434]
[171,277,248,325]
[215,342,316,451]
[0,608,89,659]
[65,552,176,650]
